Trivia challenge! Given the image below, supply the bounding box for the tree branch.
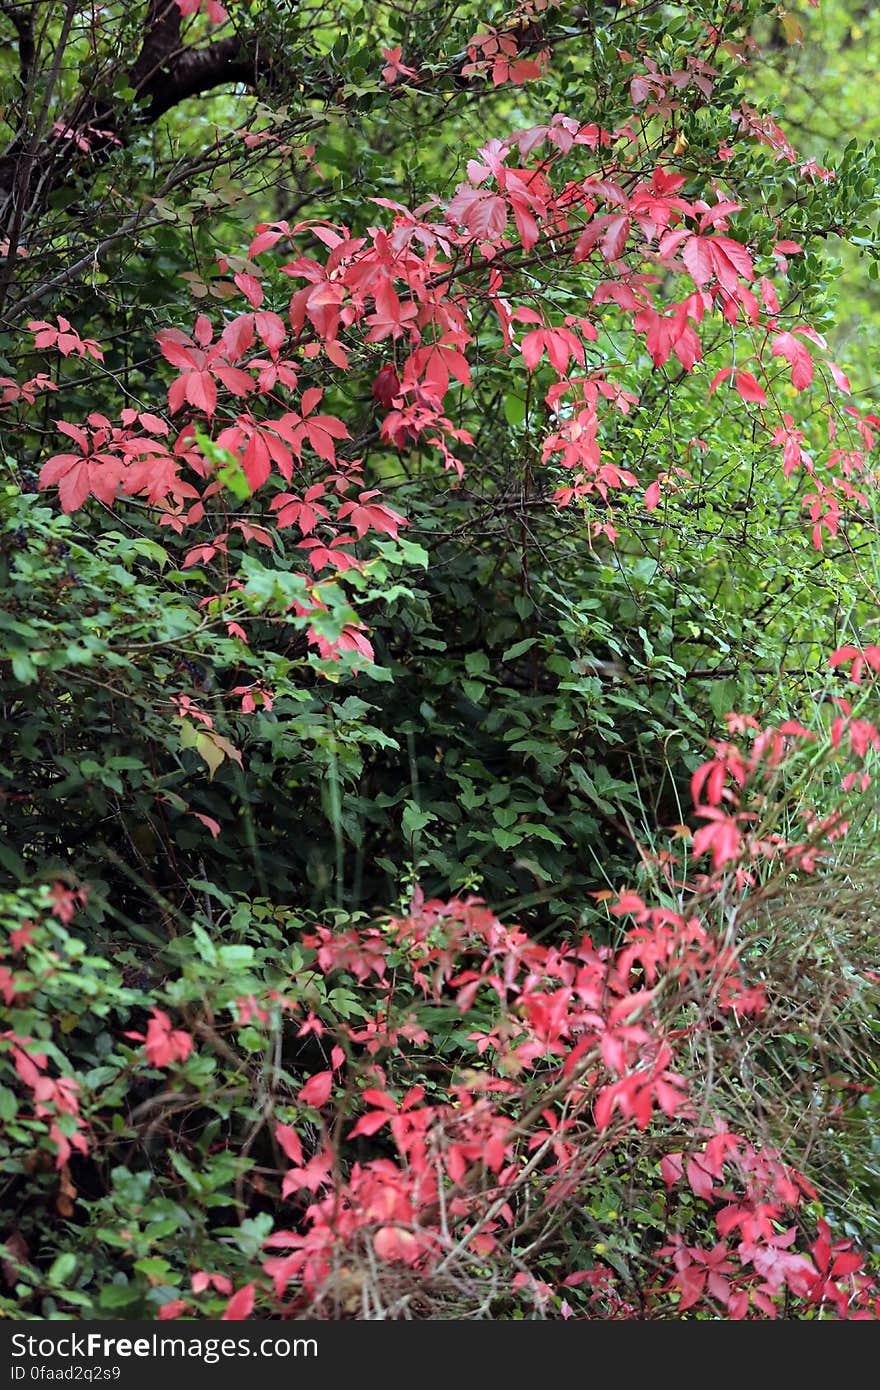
[0,4,263,227]
[0,1,35,91]
[139,34,257,123]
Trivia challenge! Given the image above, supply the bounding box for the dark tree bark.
[0,1,271,311]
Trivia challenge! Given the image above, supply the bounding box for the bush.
[2,0,880,1321]
[2,670,879,1317]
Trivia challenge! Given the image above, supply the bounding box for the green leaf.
[218,944,255,969]
[464,651,490,676]
[504,394,526,426]
[396,537,429,567]
[99,1284,140,1310]
[169,1150,202,1192]
[133,1257,173,1278]
[48,1253,77,1286]
[402,800,435,841]
[0,1086,18,1122]
[709,678,738,720]
[501,637,538,661]
[129,539,169,570]
[9,649,36,683]
[0,843,26,881]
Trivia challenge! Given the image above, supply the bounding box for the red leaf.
[593,1085,615,1131]
[830,1251,862,1278]
[301,386,323,416]
[520,329,545,371]
[372,365,401,407]
[682,236,714,287]
[630,75,653,106]
[829,645,861,668]
[510,197,539,251]
[158,1299,189,1320]
[644,480,661,511]
[676,1264,706,1310]
[374,1227,420,1264]
[144,1010,193,1068]
[192,1271,232,1296]
[158,334,197,370]
[771,332,813,390]
[220,315,255,361]
[708,367,732,396]
[710,235,754,287]
[447,187,507,240]
[254,311,286,356]
[249,224,288,257]
[298,1070,333,1107]
[182,543,218,569]
[348,1110,393,1138]
[661,1153,684,1190]
[57,460,92,513]
[213,365,254,397]
[276,1123,303,1165]
[222,1284,255,1320]
[735,371,766,404]
[234,272,264,308]
[192,812,221,839]
[338,495,407,540]
[600,215,629,262]
[193,314,213,347]
[686,1155,715,1200]
[184,371,217,416]
[692,811,742,869]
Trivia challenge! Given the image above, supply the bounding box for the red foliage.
[10,14,880,1319]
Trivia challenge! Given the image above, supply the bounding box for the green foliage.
[1,0,880,1321]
